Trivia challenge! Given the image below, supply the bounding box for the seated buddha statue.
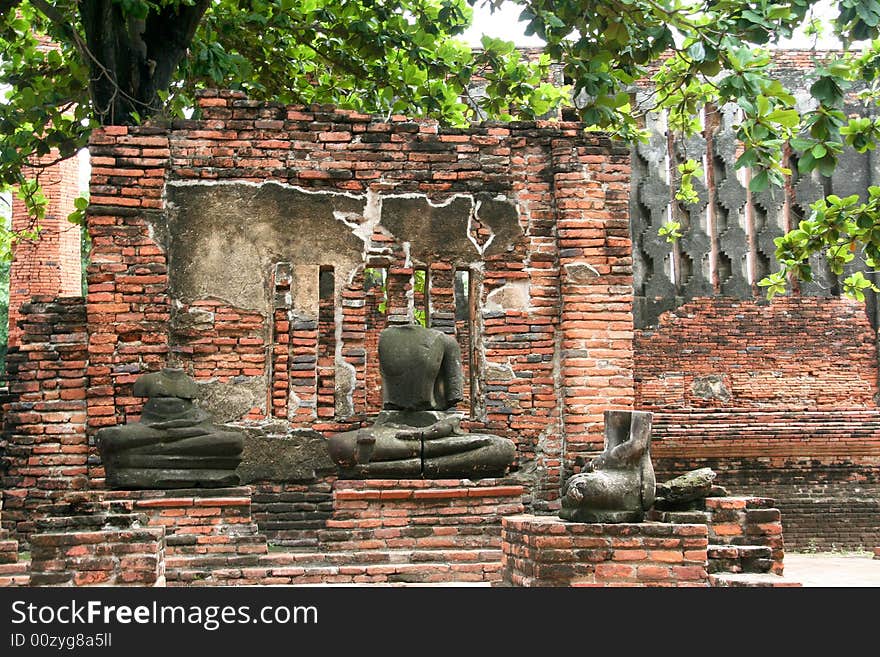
[97,367,244,489]
[559,409,655,523]
[327,324,516,478]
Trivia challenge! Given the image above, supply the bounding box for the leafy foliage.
[0,0,565,252]
[7,1,880,298]
[659,220,682,243]
[763,189,880,299]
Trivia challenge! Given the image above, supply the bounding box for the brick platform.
[0,497,28,587]
[501,515,709,587]
[29,503,165,587]
[167,478,524,586]
[0,498,18,565]
[649,496,785,575]
[322,479,524,550]
[649,408,880,551]
[70,487,268,557]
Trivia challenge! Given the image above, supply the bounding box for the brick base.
[167,478,524,586]
[66,487,268,557]
[0,498,26,586]
[0,530,17,565]
[322,478,524,550]
[501,515,709,587]
[29,507,165,587]
[649,496,785,575]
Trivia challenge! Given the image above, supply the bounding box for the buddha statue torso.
[97,367,244,489]
[328,324,514,479]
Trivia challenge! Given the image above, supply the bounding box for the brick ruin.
[1,52,879,574]
[2,91,634,553]
[6,153,82,348]
[629,51,880,550]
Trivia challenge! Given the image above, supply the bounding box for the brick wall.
[637,296,880,548]
[0,297,89,546]
[650,495,785,574]
[8,153,82,347]
[82,91,633,524]
[635,297,878,410]
[501,515,709,587]
[251,482,334,548]
[28,498,165,587]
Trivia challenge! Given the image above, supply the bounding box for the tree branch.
[0,0,22,20]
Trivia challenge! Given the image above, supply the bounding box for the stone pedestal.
[29,504,165,587]
[501,515,709,587]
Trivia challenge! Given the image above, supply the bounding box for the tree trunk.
[0,1,24,20]
[79,0,210,125]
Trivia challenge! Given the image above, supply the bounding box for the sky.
[463,0,845,49]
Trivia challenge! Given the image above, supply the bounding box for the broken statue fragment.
[560,410,655,522]
[97,368,244,489]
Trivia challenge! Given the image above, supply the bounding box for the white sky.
[464,0,847,49]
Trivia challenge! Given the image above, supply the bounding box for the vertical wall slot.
[414,267,429,327]
[317,266,336,418]
[364,266,388,413]
[454,268,474,416]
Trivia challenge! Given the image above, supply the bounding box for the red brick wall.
[85,125,170,484]
[635,297,878,410]
[81,91,633,517]
[635,296,880,548]
[501,515,709,587]
[8,153,82,347]
[0,297,89,546]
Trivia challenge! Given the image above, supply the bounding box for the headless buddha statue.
[97,368,244,489]
[327,324,516,478]
[559,409,655,523]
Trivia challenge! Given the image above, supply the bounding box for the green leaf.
[810,76,844,104]
[687,41,705,62]
[766,109,799,128]
[749,169,770,193]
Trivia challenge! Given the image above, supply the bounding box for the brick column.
[1,296,88,546]
[85,125,170,483]
[8,153,82,346]
[503,124,566,511]
[553,135,634,473]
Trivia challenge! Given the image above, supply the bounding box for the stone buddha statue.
[97,367,245,489]
[327,324,516,478]
[559,410,655,523]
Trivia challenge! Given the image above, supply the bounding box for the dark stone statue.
[97,368,244,489]
[559,410,655,523]
[328,324,515,478]
[379,324,464,411]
